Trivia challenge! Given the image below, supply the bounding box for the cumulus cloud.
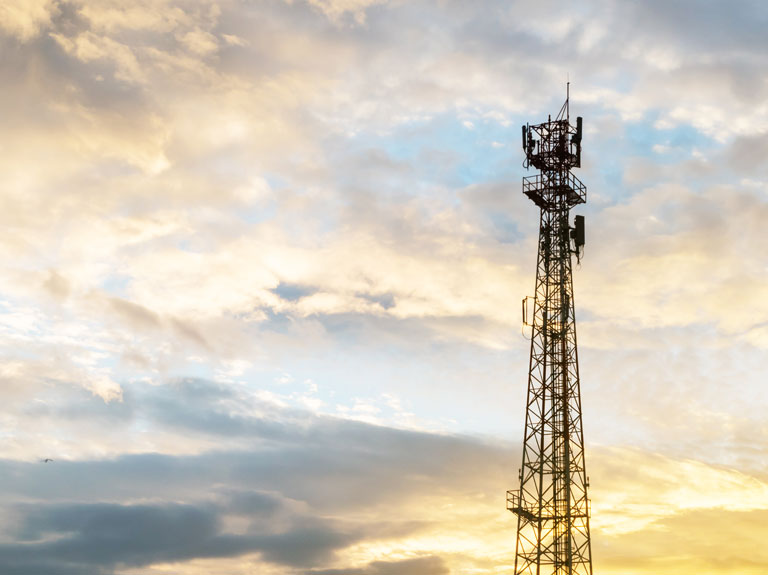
[580,182,768,338]
[301,0,389,25]
[3,0,765,353]
[0,0,57,41]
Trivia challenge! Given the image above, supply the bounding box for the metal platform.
[522,172,586,210]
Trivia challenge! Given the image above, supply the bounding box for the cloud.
[1,386,767,573]
[2,1,768,573]
[0,391,474,571]
[595,508,768,575]
[579,182,768,340]
[0,1,764,443]
[3,0,766,358]
[308,555,449,575]
[591,447,768,535]
[0,0,57,41]
[108,297,161,329]
[2,501,366,571]
[301,0,389,25]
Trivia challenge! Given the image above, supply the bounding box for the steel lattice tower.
[507,90,592,575]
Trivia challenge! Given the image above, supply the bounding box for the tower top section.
[521,91,586,210]
[522,93,583,172]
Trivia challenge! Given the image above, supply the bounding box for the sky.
[1,0,768,573]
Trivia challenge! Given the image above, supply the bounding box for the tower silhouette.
[507,90,592,575]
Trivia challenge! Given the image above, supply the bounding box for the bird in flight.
[41,458,54,463]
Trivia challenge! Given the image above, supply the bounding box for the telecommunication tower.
[507,88,592,575]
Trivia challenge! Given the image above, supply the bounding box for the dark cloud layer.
[0,378,504,573]
[2,500,364,571]
[1,376,767,574]
[0,378,508,502]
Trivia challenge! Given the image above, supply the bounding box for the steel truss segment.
[510,99,593,575]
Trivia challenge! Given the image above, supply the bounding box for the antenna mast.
[508,91,591,575]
